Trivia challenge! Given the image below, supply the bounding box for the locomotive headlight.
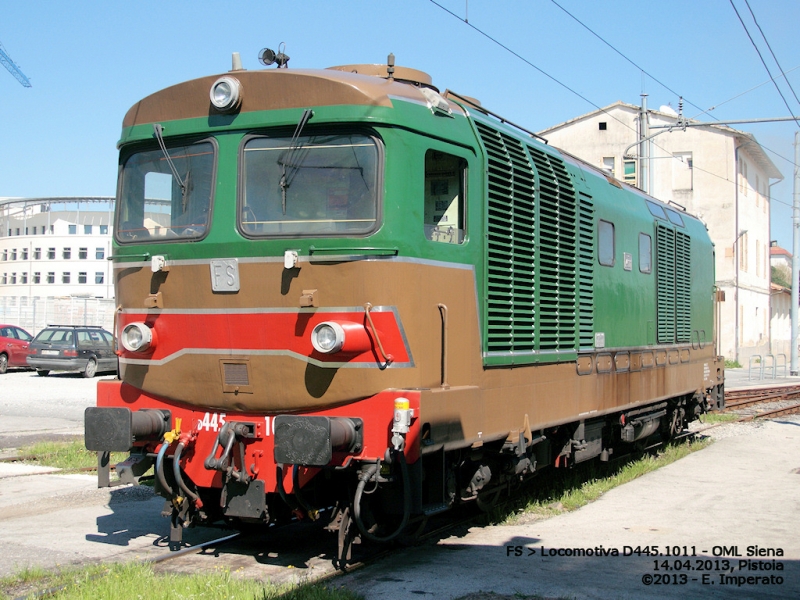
[209,76,242,112]
[310,320,373,355]
[311,322,345,354]
[121,322,155,353]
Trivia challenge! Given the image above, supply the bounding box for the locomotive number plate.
[210,259,240,292]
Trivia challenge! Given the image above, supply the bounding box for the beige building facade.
[540,102,782,364]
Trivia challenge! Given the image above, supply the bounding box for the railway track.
[724,383,800,410]
[687,383,800,437]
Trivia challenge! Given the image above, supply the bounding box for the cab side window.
[639,233,652,273]
[424,150,466,244]
[598,220,615,266]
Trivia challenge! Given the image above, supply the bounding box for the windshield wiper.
[153,124,187,199]
[279,109,314,214]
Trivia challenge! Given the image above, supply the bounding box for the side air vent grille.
[656,224,691,343]
[577,192,595,350]
[474,120,588,363]
[477,121,536,353]
[529,146,578,352]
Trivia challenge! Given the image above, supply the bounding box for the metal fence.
[0,296,116,335]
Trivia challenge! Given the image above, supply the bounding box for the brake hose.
[352,449,411,543]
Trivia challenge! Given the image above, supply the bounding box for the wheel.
[0,353,7,374]
[36,369,50,377]
[83,358,97,378]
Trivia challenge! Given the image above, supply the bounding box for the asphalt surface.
[0,369,799,599]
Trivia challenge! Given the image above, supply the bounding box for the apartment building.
[539,102,782,363]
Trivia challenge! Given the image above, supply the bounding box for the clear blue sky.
[2,0,799,247]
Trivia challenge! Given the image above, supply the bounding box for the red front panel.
[97,379,420,491]
[117,309,413,367]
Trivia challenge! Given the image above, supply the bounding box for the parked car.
[0,324,34,374]
[27,325,117,378]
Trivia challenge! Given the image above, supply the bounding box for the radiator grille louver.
[656,224,691,343]
[577,192,596,350]
[475,121,592,362]
[675,230,692,343]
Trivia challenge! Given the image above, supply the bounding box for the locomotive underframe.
[89,349,723,553]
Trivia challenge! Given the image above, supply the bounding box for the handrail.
[776,353,788,378]
[748,355,763,381]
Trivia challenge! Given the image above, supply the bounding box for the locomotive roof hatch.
[326,63,437,91]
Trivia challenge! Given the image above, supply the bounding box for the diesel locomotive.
[85,51,725,559]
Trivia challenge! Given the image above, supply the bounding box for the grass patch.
[1,562,363,600]
[495,438,711,524]
[16,440,127,472]
[724,359,742,368]
[699,413,739,424]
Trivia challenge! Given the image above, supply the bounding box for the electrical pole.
[640,94,649,194]
[792,131,799,375]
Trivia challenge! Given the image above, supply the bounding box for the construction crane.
[0,42,31,87]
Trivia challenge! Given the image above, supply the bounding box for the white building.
[539,102,782,365]
[0,197,116,333]
[769,243,793,360]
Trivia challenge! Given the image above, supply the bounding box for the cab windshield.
[116,140,215,243]
[240,133,379,237]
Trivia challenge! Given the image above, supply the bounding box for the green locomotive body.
[86,57,723,556]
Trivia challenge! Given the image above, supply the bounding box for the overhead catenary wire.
[728,0,800,128]
[743,0,800,109]
[547,0,718,122]
[429,0,796,209]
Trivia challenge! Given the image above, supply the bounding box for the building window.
[11,249,17,261]
[739,160,748,196]
[739,232,749,272]
[79,247,88,259]
[424,149,467,244]
[21,248,28,260]
[47,272,55,284]
[49,225,54,234]
[599,220,615,266]
[84,224,92,234]
[99,225,108,235]
[78,272,87,284]
[33,272,40,284]
[1,273,6,284]
[672,152,693,190]
[602,157,615,177]
[62,272,71,284]
[33,226,37,235]
[33,248,41,260]
[63,248,71,260]
[15,228,20,235]
[10,273,16,284]
[1,249,6,261]
[639,233,652,273]
[68,225,77,234]
[623,160,637,185]
[95,272,104,284]
[20,272,27,284]
[47,247,56,259]
[598,122,607,131]
[96,247,105,260]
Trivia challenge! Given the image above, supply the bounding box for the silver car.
[27,326,117,378]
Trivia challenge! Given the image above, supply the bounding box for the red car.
[0,324,33,374]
